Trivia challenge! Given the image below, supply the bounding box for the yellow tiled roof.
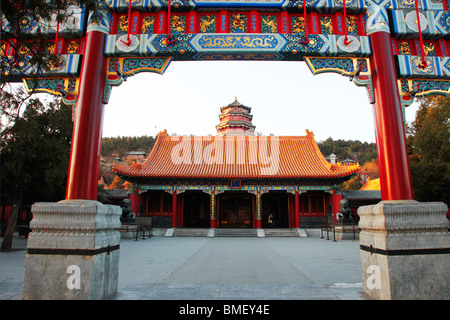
[360,178,381,190]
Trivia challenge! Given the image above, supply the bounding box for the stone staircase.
[263,228,300,237]
[171,228,209,237]
[214,228,258,237]
[168,228,306,238]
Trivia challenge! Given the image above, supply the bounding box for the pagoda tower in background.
[216,98,256,136]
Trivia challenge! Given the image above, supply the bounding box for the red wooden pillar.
[369,32,413,200]
[294,191,300,228]
[331,190,343,224]
[130,189,141,215]
[172,191,177,228]
[255,193,262,229]
[210,193,216,228]
[66,30,107,200]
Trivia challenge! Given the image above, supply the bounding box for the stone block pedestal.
[358,200,450,300]
[22,200,122,300]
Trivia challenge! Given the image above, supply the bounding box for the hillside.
[101,135,156,158]
[99,135,156,186]
[317,137,377,165]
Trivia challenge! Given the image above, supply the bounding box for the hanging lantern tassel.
[52,9,61,69]
[166,0,177,45]
[300,0,309,44]
[121,0,133,46]
[342,0,353,46]
[414,0,428,69]
[54,10,60,55]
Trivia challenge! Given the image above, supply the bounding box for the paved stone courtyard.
[0,233,366,300]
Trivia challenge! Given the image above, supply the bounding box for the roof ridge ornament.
[158,129,168,137]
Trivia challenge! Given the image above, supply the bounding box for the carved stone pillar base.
[358,200,450,300]
[22,200,122,300]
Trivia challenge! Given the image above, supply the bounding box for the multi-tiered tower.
[216,98,256,136]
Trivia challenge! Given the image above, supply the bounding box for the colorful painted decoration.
[2,0,450,108]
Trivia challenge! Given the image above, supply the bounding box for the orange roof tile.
[113,130,360,180]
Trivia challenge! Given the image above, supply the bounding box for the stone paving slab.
[0,235,366,300]
[0,278,23,300]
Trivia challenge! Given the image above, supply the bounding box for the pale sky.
[51,61,417,142]
[102,60,419,143]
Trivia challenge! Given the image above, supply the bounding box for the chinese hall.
[113,99,360,229]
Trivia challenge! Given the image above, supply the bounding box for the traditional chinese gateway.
[6,0,447,300]
[114,99,359,229]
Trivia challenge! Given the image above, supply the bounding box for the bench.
[321,225,337,242]
[321,225,360,241]
[119,224,138,239]
[134,217,153,241]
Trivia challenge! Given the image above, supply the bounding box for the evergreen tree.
[101,135,156,157]
[407,96,450,205]
[1,98,72,251]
